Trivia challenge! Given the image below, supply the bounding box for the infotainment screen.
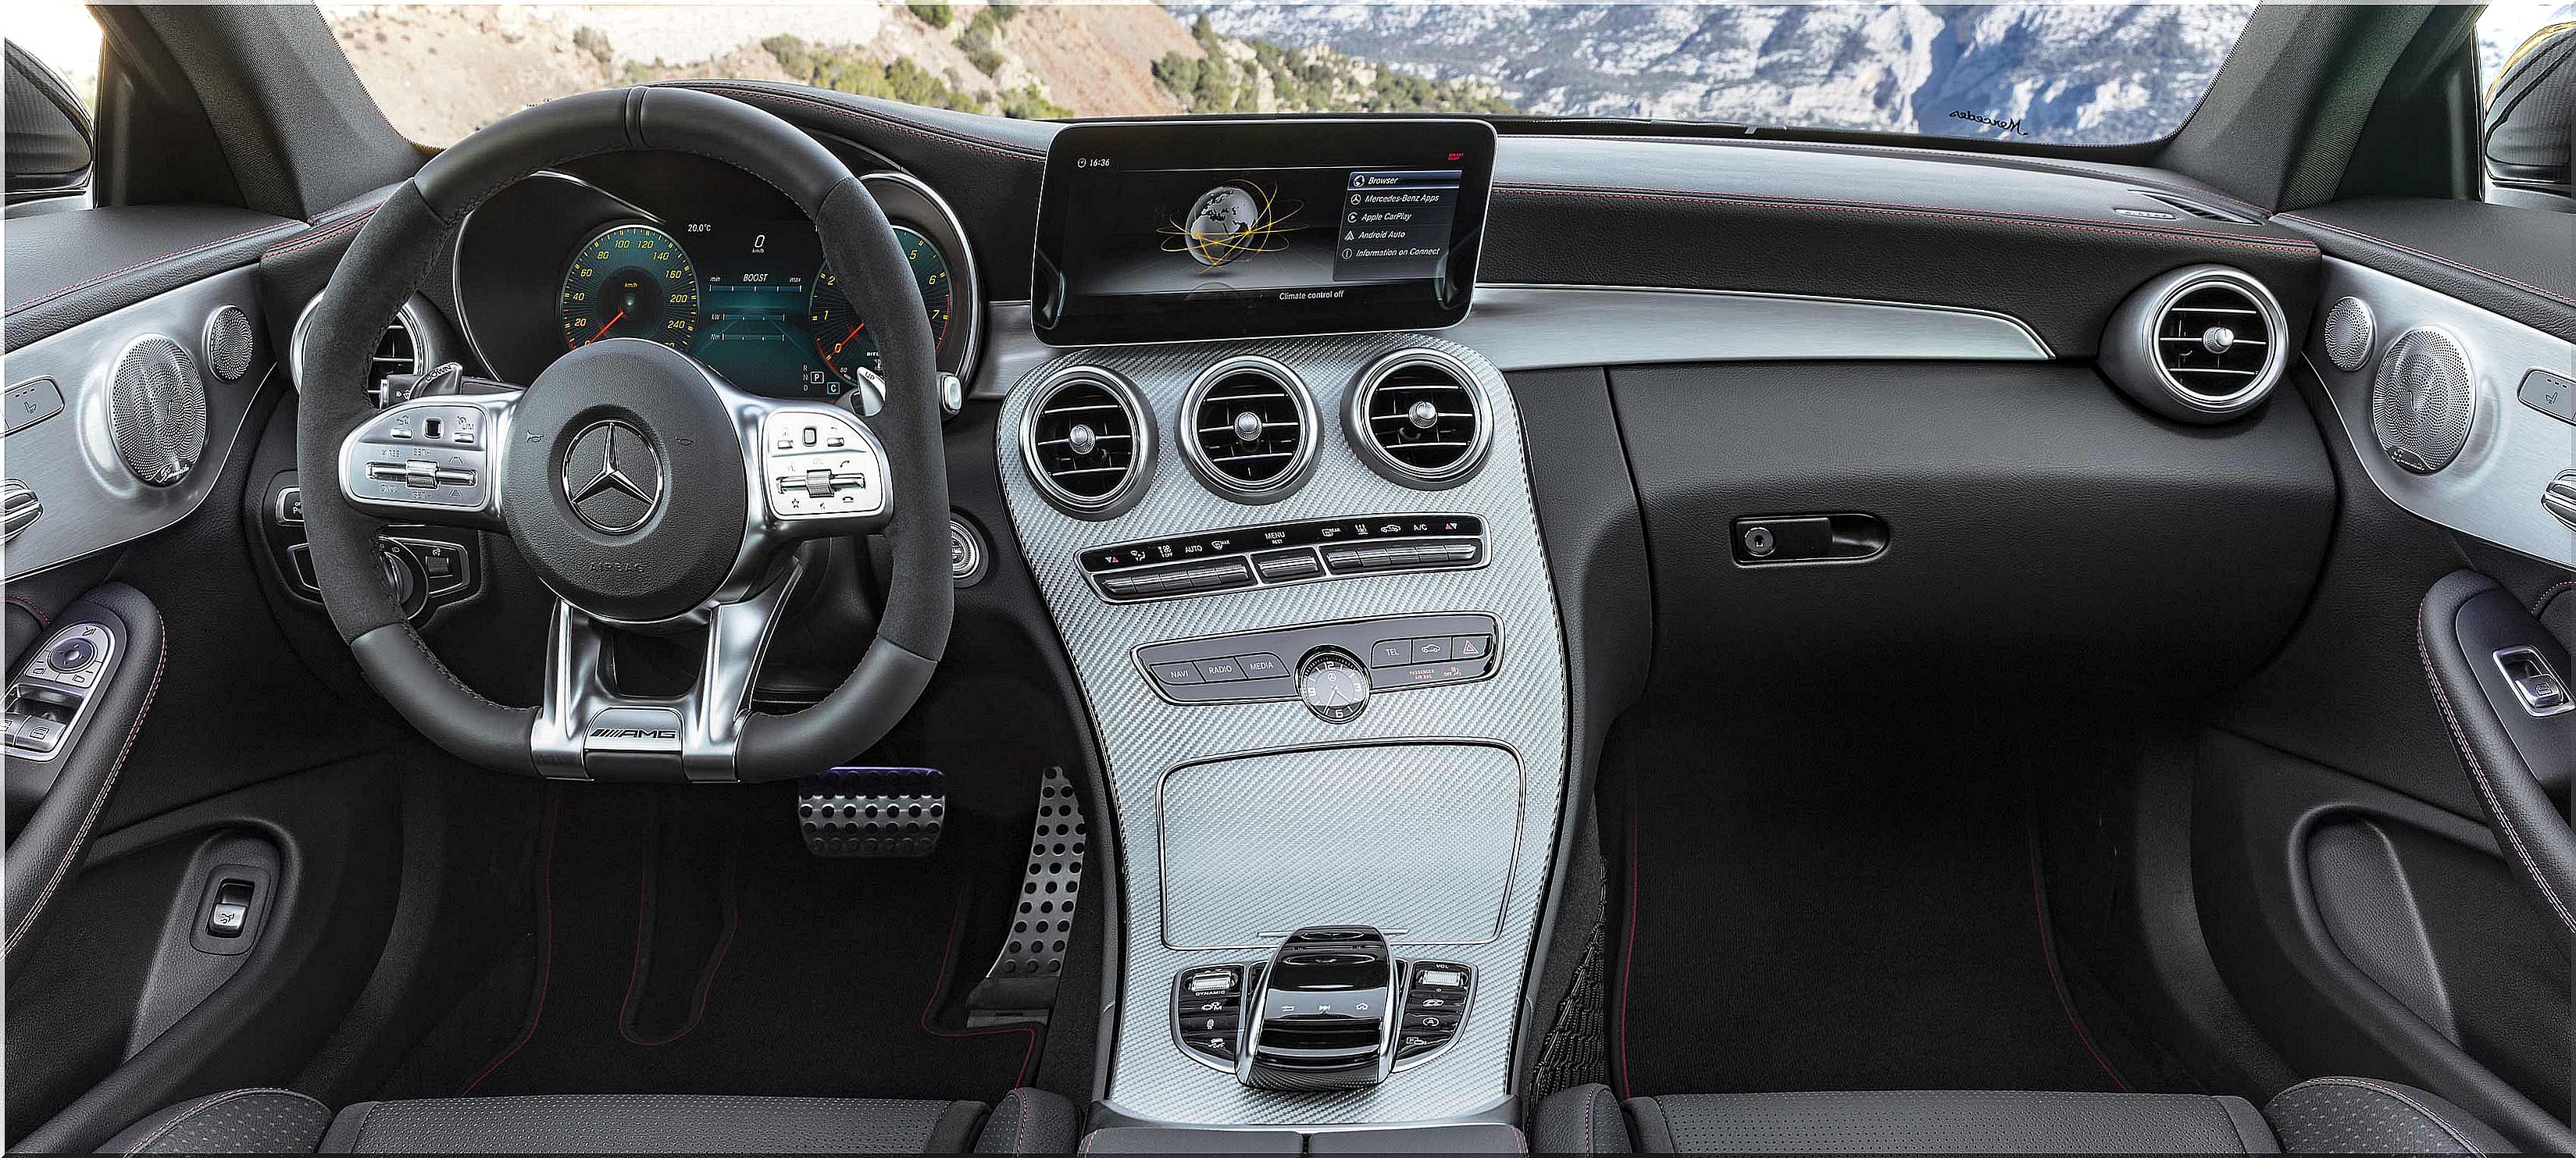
[1032,119,1497,346]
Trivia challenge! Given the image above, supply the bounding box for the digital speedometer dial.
[803,225,953,385]
[559,223,701,352]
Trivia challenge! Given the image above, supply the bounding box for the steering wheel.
[298,87,951,782]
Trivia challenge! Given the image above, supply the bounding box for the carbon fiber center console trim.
[994,333,1567,1126]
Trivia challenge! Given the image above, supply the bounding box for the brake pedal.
[797,767,946,857]
[969,765,1086,1023]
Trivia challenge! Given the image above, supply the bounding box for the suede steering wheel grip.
[299,86,951,782]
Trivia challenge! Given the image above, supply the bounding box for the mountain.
[1173,3,2256,144]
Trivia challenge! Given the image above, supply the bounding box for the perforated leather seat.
[1532,1078,2515,1154]
[97,1088,1076,1155]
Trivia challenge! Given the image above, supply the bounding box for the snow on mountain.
[1176,3,2256,144]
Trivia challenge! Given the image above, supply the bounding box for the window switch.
[206,880,255,938]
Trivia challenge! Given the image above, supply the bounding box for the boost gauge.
[559,223,701,352]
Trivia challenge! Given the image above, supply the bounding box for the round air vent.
[108,335,208,486]
[291,294,429,403]
[2321,295,2374,373]
[2101,265,2289,424]
[202,305,255,382]
[1347,348,1490,489]
[1180,356,1316,502]
[2370,328,2475,475]
[1021,366,1153,518]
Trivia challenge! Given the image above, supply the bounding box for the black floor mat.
[387,785,1037,1104]
[1613,728,2132,1097]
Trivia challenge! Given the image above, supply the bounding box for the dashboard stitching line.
[5,222,302,317]
[669,80,1046,162]
[262,209,376,260]
[2278,213,2576,312]
[2415,609,2576,934]
[5,616,162,958]
[1497,183,2321,255]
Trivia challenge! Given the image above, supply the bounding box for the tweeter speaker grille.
[2369,328,2474,475]
[109,335,208,486]
[2321,296,2374,372]
[202,305,255,382]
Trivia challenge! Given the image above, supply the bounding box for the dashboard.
[450,150,983,401]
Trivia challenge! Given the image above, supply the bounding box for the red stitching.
[2026,795,2132,1092]
[2531,579,2575,617]
[6,618,163,957]
[7,222,300,316]
[618,832,739,1047]
[919,897,1040,1088]
[1498,183,2321,255]
[2417,611,2576,933]
[2279,212,2576,312]
[262,209,376,261]
[1614,775,1639,1100]
[6,594,50,630]
[461,788,563,1093]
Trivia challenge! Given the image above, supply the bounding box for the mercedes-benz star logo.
[561,419,664,534]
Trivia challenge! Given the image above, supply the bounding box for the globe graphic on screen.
[1183,183,1265,266]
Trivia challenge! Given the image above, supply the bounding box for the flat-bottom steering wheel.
[298,87,951,782]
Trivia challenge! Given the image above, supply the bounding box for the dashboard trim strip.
[969,286,2050,400]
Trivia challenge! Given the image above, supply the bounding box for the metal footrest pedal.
[797,767,946,857]
[968,765,1086,1024]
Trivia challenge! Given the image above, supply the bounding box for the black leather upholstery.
[2417,571,2576,940]
[1625,1091,2278,1153]
[1535,1080,2514,1153]
[2263,1078,2514,1156]
[101,1090,1074,1155]
[4,583,165,961]
[97,1089,333,1155]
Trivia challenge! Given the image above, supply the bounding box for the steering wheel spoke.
[531,552,805,782]
[337,390,519,531]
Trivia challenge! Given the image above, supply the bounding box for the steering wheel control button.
[762,409,885,521]
[1298,650,1371,724]
[343,401,494,512]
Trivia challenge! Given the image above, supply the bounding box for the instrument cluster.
[452,152,980,401]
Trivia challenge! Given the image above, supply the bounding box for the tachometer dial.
[559,223,701,352]
[804,225,952,387]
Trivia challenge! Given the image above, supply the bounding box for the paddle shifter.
[1240,925,1397,1090]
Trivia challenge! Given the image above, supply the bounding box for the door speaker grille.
[109,335,208,486]
[2321,296,2374,373]
[202,305,256,382]
[2370,328,2474,474]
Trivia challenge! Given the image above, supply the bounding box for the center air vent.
[1182,356,1316,502]
[1022,367,1153,519]
[1347,348,1490,489]
[2100,265,2288,425]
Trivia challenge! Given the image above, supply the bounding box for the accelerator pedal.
[968,765,1086,1024]
[797,767,946,857]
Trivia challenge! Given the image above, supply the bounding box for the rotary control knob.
[1298,648,1370,724]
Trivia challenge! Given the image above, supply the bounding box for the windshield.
[324,2,2259,147]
